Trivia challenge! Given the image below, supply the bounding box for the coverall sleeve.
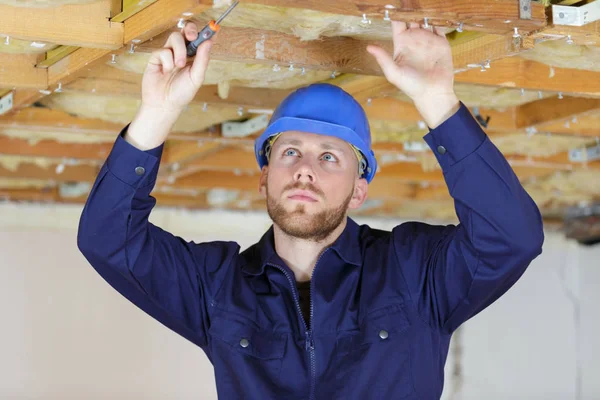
[392,102,544,333]
[77,128,239,349]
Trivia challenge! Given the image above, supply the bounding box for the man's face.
[259,131,368,242]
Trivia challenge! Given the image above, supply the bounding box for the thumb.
[190,40,213,87]
[366,45,400,86]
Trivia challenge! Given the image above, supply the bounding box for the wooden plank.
[516,96,600,128]
[65,64,291,108]
[36,46,79,69]
[0,0,123,49]
[362,97,517,132]
[0,107,125,136]
[0,136,113,161]
[141,27,519,77]
[455,56,600,97]
[112,0,158,23]
[235,0,546,34]
[47,48,114,87]
[0,54,47,89]
[0,160,99,182]
[123,0,210,44]
[526,20,600,47]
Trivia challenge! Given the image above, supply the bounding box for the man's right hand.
[125,22,213,150]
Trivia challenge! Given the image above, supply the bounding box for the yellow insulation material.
[520,40,600,72]
[0,177,52,189]
[492,133,592,157]
[0,35,56,54]
[0,128,116,145]
[109,53,331,91]
[394,83,553,109]
[39,92,248,132]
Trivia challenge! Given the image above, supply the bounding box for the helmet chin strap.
[264,133,366,179]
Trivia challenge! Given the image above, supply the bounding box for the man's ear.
[348,178,368,209]
[259,166,268,198]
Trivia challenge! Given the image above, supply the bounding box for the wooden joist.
[455,56,600,96]
[0,0,123,49]
[233,0,546,34]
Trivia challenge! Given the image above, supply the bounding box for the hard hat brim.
[254,116,377,182]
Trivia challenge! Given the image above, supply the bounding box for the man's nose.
[293,160,316,183]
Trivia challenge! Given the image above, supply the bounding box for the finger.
[148,48,175,73]
[182,21,199,42]
[391,20,408,55]
[408,21,420,29]
[366,45,400,86]
[164,31,187,68]
[391,20,408,35]
[433,26,451,37]
[190,40,213,87]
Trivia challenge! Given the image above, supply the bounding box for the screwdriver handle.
[186,21,219,57]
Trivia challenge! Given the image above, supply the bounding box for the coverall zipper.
[267,248,329,400]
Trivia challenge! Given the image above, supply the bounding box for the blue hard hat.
[254,83,377,183]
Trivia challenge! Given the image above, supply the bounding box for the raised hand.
[141,22,212,112]
[367,21,459,128]
[126,22,213,150]
[367,21,455,103]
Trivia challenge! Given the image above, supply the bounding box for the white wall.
[0,202,598,400]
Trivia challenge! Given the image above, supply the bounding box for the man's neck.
[273,219,347,282]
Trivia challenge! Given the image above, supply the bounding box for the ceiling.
[1,0,600,230]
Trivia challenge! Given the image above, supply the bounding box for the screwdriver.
[186,1,239,57]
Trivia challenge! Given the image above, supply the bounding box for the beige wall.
[0,202,598,399]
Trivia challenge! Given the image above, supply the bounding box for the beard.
[266,180,353,242]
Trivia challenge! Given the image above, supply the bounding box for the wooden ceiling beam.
[64,64,291,109]
[123,0,210,44]
[0,0,123,49]
[516,95,600,128]
[455,56,600,96]
[0,54,47,89]
[231,0,546,35]
[139,27,519,78]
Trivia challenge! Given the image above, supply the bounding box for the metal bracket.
[222,114,269,138]
[519,0,532,20]
[553,0,600,26]
[0,91,13,116]
[569,143,600,162]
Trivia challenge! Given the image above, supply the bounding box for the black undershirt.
[296,280,311,328]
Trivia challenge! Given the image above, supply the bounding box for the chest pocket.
[209,314,287,359]
[208,313,288,396]
[333,303,416,399]
[338,303,410,354]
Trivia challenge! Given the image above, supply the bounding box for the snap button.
[379,330,389,340]
[135,166,145,176]
[437,145,447,155]
[240,338,249,348]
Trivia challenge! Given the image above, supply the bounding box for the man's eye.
[284,149,299,156]
[322,153,337,162]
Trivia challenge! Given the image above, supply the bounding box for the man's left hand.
[367,21,459,128]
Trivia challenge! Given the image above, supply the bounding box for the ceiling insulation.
[520,40,600,72]
[38,92,247,133]
[203,2,392,41]
[394,83,554,109]
[0,35,56,54]
[369,120,427,143]
[108,53,332,92]
[0,0,96,5]
[0,127,117,144]
[492,133,593,157]
[524,169,600,207]
[0,177,52,189]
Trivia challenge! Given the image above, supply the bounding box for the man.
[78,19,544,399]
